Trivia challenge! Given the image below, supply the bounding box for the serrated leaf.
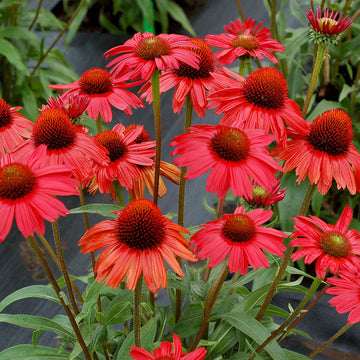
[0,285,60,312]
[70,203,123,217]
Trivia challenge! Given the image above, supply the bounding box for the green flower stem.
[190,261,229,351]
[278,283,330,343]
[78,184,96,270]
[251,276,323,359]
[112,180,125,207]
[309,322,353,358]
[177,94,193,227]
[37,233,84,303]
[52,219,80,315]
[256,183,316,322]
[302,42,327,118]
[350,61,360,117]
[28,0,43,30]
[176,94,194,323]
[96,113,102,134]
[27,235,93,360]
[235,0,245,20]
[238,57,249,77]
[134,276,143,348]
[29,0,87,79]
[151,69,162,206]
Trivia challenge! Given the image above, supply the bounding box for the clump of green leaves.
[0,0,78,119]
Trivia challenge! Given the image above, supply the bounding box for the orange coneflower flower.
[273,109,360,195]
[170,124,282,199]
[0,99,33,158]
[12,108,109,184]
[91,124,155,194]
[208,67,308,145]
[327,265,360,324]
[105,32,200,81]
[205,17,285,66]
[78,198,197,292]
[140,38,220,117]
[191,206,286,275]
[130,333,206,360]
[48,68,144,122]
[291,205,360,279]
[0,148,79,242]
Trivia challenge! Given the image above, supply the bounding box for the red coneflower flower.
[12,108,109,184]
[78,198,197,292]
[92,124,156,194]
[124,124,180,199]
[105,32,200,81]
[130,333,207,360]
[42,94,90,124]
[205,18,285,66]
[326,265,360,324]
[48,68,144,122]
[273,109,360,195]
[244,180,286,208]
[140,38,219,117]
[0,148,79,242]
[208,67,307,145]
[191,206,286,275]
[170,124,282,199]
[291,205,360,279]
[0,99,33,158]
[307,7,352,45]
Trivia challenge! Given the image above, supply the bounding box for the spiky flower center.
[306,109,353,156]
[243,67,288,109]
[253,185,268,200]
[0,163,36,200]
[222,214,256,243]
[135,37,170,60]
[79,68,113,95]
[117,199,165,250]
[95,130,127,162]
[174,38,214,79]
[319,231,350,258]
[231,34,259,50]
[0,99,12,129]
[124,124,152,143]
[318,17,338,31]
[211,126,250,162]
[33,109,75,150]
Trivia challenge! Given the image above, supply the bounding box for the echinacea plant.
[1,1,360,360]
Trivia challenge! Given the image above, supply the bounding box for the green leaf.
[0,345,78,360]
[339,83,355,103]
[104,299,132,325]
[174,303,203,337]
[277,173,309,232]
[70,203,123,217]
[306,99,342,121]
[208,321,238,356]
[21,83,39,119]
[311,189,323,217]
[0,37,29,74]
[0,285,60,312]
[115,317,157,360]
[219,312,288,360]
[154,0,169,33]
[167,1,196,36]
[99,6,123,35]
[135,0,155,32]
[0,314,75,340]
